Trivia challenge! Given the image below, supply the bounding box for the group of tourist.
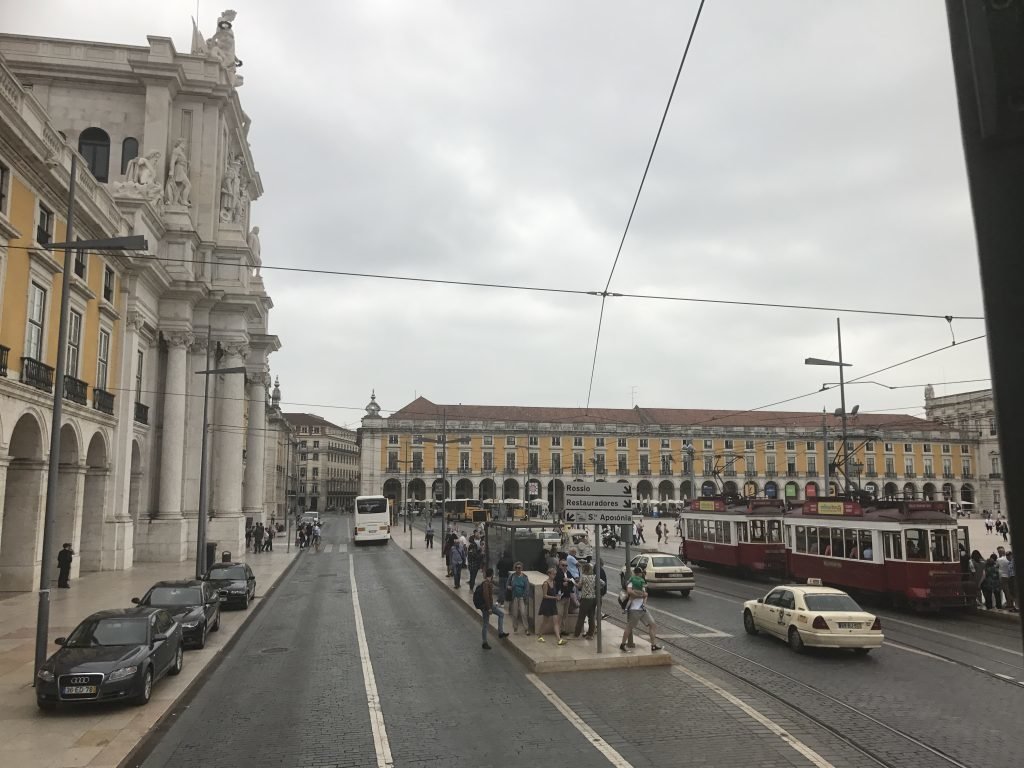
[969,544,1016,611]
[244,521,276,553]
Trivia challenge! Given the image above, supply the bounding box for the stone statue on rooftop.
[164,139,192,206]
[206,10,244,86]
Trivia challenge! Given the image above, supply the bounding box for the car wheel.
[212,613,221,632]
[680,590,691,598]
[134,668,153,706]
[243,592,251,609]
[168,645,184,676]
[196,625,206,649]
[36,698,56,712]
[743,610,758,635]
[788,627,804,653]
[852,647,871,656]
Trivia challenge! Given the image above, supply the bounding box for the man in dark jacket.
[479,568,509,649]
[57,543,73,588]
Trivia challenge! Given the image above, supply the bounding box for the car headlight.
[229,588,246,594]
[36,668,55,682]
[107,665,138,682]
[181,621,200,628]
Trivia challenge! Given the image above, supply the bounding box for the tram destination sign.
[563,481,633,524]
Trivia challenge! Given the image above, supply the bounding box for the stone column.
[209,341,247,556]
[242,374,267,521]
[158,331,192,518]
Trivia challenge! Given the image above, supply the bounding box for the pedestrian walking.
[573,561,599,639]
[245,526,253,552]
[637,521,646,544]
[425,521,434,548]
[57,543,74,588]
[536,568,566,645]
[253,523,265,554]
[655,522,663,544]
[555,558,576,624]
[982,554,1003,610]
[478,568,509,650]
[969,550,986,607]
[985,517,994,535]
[265,522,275,552]
[1000,521,1010,543]
[508,561,531,634]
[996,547,1016,611]
[620,566,661,652]
[450,536,466,588]
[467,534,483,591]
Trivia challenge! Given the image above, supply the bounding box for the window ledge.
[69,274,96,302]
[27,244,63,277]
[0,212,20,241]
[98,298,120,323]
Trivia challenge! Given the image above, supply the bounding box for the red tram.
[679,496,976,610]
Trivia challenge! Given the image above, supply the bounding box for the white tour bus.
[354,495,391,545]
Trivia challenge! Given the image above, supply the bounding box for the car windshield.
[208,566,246,580]
[146,586,202,607]
[66,618,148,647]
[650,556,683,568]
[804,594,863,612]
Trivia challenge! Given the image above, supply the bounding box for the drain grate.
[261,646,290,655]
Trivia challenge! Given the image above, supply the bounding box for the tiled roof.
[387,397,944,432]
[283,412,346,430]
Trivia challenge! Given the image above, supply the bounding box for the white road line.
[880,615,1024,657]
[885,641,953,663]
[670,665,835,768]
[349,554,394,768]
[526,674,634,768]
[647,607,732,638]
[694,588,747,604]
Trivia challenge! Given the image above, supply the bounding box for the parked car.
[133,580,221,649]
[203,562,256,609]
[35,607,183,710]
[620,553,695,596]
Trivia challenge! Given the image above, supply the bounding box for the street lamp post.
[33,153,149,679]
[684,443,696,505]
[805,318,857,496]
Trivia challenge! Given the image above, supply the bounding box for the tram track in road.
[603,610,975,768]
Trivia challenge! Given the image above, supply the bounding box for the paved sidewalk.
[0,546,298,768]
[392,527,670,672]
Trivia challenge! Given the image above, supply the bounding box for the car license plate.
[367,527,377,533]
[838,622,860,629]
[62,685,96,695]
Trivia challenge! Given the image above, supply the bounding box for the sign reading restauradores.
[564,481,633,524]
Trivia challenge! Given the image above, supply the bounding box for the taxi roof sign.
[806,578,823,586]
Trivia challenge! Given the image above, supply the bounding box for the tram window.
[767,520,782,543]
[805,526,818,554]
[795,526,807,553]
[859,531,873,560]
[736,522,748,543]
[722,521,732,544]
[829,528,844,558]
[883,532,902,560]
[930,530,953,562]
[685,520,693,538]
[846,533,858,559]
[750,520,766,543]
[905,529,927,560]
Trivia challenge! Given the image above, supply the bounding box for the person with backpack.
[496,550,514,605]
[507,561,531,634]
[474,568,509,650]
[573,561,599,639]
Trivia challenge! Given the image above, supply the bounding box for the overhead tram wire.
[585,0,708,410]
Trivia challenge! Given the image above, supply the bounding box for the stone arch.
[658,480,676,500]
[722,480,738,496]
[55,423,84,577]
[455,478,473,499]
[784,481,800,500]
[408,477,427,501]
[700,480,716,497]
[764,480,779,499]
[942,482,956,501]
[478,478,496,501]
[864,481,878,499]
[883,481,899,499]
[503,478,520,500]
[744,480,759,498]
[0,413,46,591]
[80,431,110,572]
[805,481,820,498]
[382,478,402,505]
[636,479,653,500]
[960,483,974,504]
[680,479,693,502]
[902,482,917,500]
[922,482,937,501]
[526,478,542,501]
[431,478,450,500]
[547,479,565,515]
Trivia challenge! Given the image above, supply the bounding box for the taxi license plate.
[62,685,96,695]
[838,622,860,629]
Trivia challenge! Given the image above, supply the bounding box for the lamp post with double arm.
[805,318,858,496]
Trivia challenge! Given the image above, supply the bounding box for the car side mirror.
[153,632,168,642]
[54,637,66,646]
[757,598,764,604]
[131,597,141,604]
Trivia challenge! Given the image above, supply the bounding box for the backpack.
[473,583,485,610]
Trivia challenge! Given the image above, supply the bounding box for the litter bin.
[205,542,218,573]
[221,550,232,563]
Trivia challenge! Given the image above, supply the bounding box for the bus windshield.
[357,498,388,515]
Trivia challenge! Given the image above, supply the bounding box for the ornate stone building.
[0,13,282,590]
[283,412,360,514]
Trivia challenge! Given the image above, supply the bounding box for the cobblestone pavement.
[134,517,916,768]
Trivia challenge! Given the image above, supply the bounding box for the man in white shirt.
[996,547,1016,611]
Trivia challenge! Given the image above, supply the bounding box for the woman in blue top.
[508,561,532,635]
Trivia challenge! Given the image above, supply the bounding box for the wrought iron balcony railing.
[92,388,115,415]
[63,375,88,406]
[20,356,53,392]
[134,401,150,424]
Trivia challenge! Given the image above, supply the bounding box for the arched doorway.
[722,480,738,496]
[785,481,799,500]
[547,479,565,515]
[526,478,542,501]
[503,478,520,500]
[680,480,693,502]
[636,479,653,500]
[764,481,778,499]
[805,481,819,498]
[478,478,496,501]
[942,482,956,500]
[902,482,916,500]
[744,481,758,498]
[431,478,450,500]
[55,423,83,580]
[922,482,936,501]
[700,480,716,497]
[80,432,110,572]
[0,413,46,591]
[383,478,402,506]
[658,480,676,500]
[883,482,899,499]
[455,478,473,499]
[408,478,427,501]
[864,481,878,499]
[960,483,974,504]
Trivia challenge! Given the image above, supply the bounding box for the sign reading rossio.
[563,481,633,524]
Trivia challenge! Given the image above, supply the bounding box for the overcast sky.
[7,1,992,428]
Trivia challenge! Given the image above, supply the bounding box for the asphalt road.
[131,516,1023,768]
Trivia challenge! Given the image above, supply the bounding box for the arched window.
[120,137,139,175]
[78,128,110,182]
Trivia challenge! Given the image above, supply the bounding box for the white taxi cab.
[742,580,883,654]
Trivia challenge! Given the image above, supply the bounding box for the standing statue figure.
[206,10,243,86]
[220,155,241,222]
[164,139,192,206]
[248,226,262,274]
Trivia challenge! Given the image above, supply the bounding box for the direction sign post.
[563,482,633,654]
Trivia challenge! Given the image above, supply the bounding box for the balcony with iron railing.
[923,471,936,479]
[134,401,149,424]
[786,470,799,477]
[702,470,714,477]
[723,470,737,477]
[20,357,53,392]
[865,471,878,477]
[962,472,974,479]
[745,470,757,478]
[0,345,8,377]
[806,470,820,477]
[765,470,778,478]
[905,471,917,478]
[63,375,88,406]
[660,468,674,476]
[36,226,52,246]
[638,468,652,476]
[989,473,1002,480]
[92,388,115,415]
[884,471,897,479]
[943,471,954,479]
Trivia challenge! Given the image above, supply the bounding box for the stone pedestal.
[133,517,190,562]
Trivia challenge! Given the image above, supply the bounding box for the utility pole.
[836,318,850,495]
[945,2,1024,648]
